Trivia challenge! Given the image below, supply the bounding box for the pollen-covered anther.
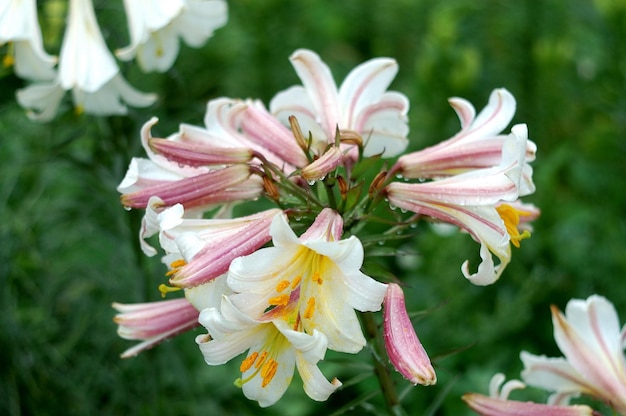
[291,275,302,289]
[268,294,290,306]
[260,359,278,387]
[311,272,323,285]
[304,296,316,319]
[240,351,259,372]
[496,204,532,248]
[275,280,291,292]
[166,259,187,276]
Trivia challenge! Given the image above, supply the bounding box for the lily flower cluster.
[113,48,538,406]
[464,295,626,415]
[0,0,227,121]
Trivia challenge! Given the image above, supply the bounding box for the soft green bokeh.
[1,0,625,415]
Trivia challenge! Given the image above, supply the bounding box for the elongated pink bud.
[301,147,343,182]
[383,283,436,385]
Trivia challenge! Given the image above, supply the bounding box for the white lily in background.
[385,125,531,285]
[117,0,227,72]
[521,295,626,414]
[463,373,599,416]
[16,0,156,121]
[227,208,388,353]
[0,0,56,80]
[197,296,341,407]
[113,278,226,358]
[270,49,409,158]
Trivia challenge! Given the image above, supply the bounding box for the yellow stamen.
[170,259,187,268]
[240,352,259,372]
[254,351,268,368]
[268,294,290,306]
[311,272,323,285]
[261,359,278,387]
[304,297,316,319]
[158,283,181,298]
[496,204,532,248]
[275,280,290,292]
[166,259,187,276]
[290,275,301,289]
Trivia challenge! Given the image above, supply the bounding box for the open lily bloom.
[521,295,626,414]
[270,49,409,158]
[463,373,598,416]
[0,0,57,81]
[394,89,536,194]
[117,0,227,72]
[385,125,532,285]
[227,208,388,353]
[15,0,156,120]
[197,295,341,407]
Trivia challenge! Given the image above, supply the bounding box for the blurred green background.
[1,0,625,415]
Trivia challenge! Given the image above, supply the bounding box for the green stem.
[361,312,404,416]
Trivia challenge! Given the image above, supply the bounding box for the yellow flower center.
[496,204,532,248]
[236,328,288,388]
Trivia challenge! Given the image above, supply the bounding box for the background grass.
[1,0,625,415]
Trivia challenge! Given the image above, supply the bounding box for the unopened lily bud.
[301,147,343,182]
[368,171,388,197]
[289,115,309,152]
[262,175,280,200]
[339,130,363,147]
[383,283,436,385]
[337,176,349,199]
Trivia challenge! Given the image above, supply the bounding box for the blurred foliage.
[1,0,626,415]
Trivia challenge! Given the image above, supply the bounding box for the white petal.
[288,49,340,137]
[16,81,65,122]
[338,57,398,127]
[295,352,341,402]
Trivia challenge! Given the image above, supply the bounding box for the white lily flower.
[385,125,531,285]
[521,295,626,414]
[197,296,341,407]
[117,0,227,72]
[0,0,57,80]
[227,208,388,353]
[270,49,409,158]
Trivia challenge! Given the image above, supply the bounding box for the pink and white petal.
[520,351,593,394]
[448,96,476,130]
[455,88,516,143]
[338,57,398,126]
[288,49,340,137]
[461,240,508,285]
[554,297,626,397]
[357,91,409,158]
[462,392,597,416]
[300,208,344,242]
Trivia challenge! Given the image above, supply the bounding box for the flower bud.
[383,283,436,385]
